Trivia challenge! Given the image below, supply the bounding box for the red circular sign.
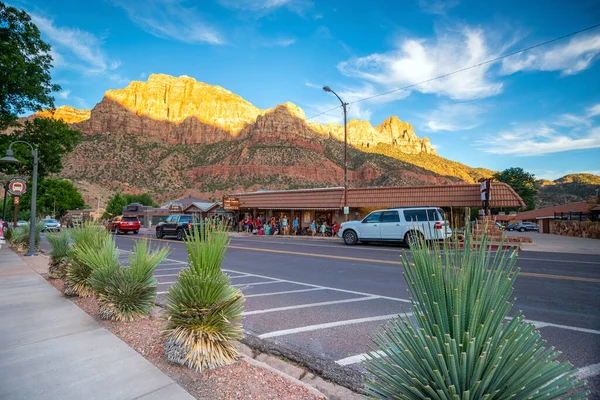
[7,178,27,196]
[13,197,20,205]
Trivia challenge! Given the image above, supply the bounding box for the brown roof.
[232,183,525,210]
[512,201,592,221]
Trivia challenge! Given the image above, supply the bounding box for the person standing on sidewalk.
[293,216,299,235]
[282,216,289,236]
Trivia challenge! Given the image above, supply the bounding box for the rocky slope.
[536,174,600,208]
[17,73,494,202]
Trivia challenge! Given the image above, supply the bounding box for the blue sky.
[11,0,600,180]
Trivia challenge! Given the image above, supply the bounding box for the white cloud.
[218,0,312,14]
[262,37,296,47]
[30,13,120,76]
[337,28,503,101]
[501,32,600,75]
[479,104,600,156]
[421,102,485,132]
[418,0,459,15]
[111,0,224,45]
[588,103,600,117]
[57,90,71,99]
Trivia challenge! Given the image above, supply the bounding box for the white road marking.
[230,274,253,279]
[154,273,179,278]
[156,262,186,267]
[577,363,600,379]
[234,280,283,288]
[244,288,326,298]
[336,350,386,366]
[258,313,408,339]
[536,321,600,335]
[243,296,379,316]
[222,268,411,304]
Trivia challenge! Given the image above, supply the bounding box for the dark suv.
[512,222,539,232]
[155,214,200,240]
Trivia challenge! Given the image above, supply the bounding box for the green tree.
[0,118,82,179]
[0,2,60,130]
[124,193,157,207]
[2,178,85,220]
[494,167,538,210]
[103,193,127,219]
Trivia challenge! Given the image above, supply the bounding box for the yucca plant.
[75,238,169,321]
[46,230,71,279]
[9,221,44,252]
[64,223,110,297]
[162,222,245,371]
[364,229,588,399]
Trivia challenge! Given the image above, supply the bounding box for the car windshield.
[123,217,139,222]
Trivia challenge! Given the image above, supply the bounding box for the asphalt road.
[56,232,600,396]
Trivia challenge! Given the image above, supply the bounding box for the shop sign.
[168,202,183,212]
[7,178,27,196]
[223,197,240,211]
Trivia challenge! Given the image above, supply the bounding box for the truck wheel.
[156,229,163,239]
[405,230,424,247]
[343,230,358,245]
[176,229,184,241]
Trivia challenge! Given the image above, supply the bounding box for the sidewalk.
[508,231,600,255]
[0,247,193,400]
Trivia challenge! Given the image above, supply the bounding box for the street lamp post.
[0,141,39,256]
[323,86,349,221]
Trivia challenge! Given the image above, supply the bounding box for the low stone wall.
[550,220,600,239]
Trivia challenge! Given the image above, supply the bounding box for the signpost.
[223,197,240,211]
[8,178,27,196]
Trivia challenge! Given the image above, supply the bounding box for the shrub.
[162,223,244,371]
[9,221,44,252]
[64,223,110,297]
[363,231,588,398]
[75,239,168,321]
[46,230,71,279]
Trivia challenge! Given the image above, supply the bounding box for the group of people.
[241,215,341,237]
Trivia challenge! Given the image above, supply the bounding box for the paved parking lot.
[114,234,600,396]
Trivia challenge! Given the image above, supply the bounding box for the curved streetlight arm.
[7,140,35,153]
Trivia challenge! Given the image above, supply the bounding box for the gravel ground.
[45,276,325,400]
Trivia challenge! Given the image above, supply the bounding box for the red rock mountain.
[24,74,491,203]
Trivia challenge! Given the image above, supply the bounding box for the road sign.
[13,197,20,205]
[7,178,27,196]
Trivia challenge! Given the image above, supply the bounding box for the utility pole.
[323,86,349,221]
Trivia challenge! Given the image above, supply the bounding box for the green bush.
[75,238,168,321]
[363,231,588,398]
[46,230,71,279]
[9,221,44,252]
[162,223,244,371]
[64,223,110,297]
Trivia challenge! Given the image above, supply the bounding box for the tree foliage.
[0,118,82,179]
[493,167,538,210]
[0,2,60,130]
[1,178,84,220]
[102,192,158,219]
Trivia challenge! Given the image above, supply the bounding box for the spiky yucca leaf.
[64,223,111,297]
[46,230,71,279]
[9,221,44,252]
[364,228,588,399]
[74,237,168,321]
[163,222,244,371]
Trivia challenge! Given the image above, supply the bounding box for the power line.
[305,22,600,121]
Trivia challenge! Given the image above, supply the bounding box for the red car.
[110,216,141,234]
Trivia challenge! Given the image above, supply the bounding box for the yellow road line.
[123,236,600,284]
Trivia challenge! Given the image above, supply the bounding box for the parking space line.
[234,280,283,288]
[222,268,411,303]
[243,296,380,316]
[154,273,179,278]
[244,288,326,298]
[578,363,600,379]
[230,274,253,279]
[258,313,408,339]
[538,321,600,335]
[336,350,385,366]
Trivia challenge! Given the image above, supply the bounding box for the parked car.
[109,216,141,234]
[41,218,61,232]
[512,222,539,232]
[16,220,28,227]
[338,207,451,245]
[155,214,200,240]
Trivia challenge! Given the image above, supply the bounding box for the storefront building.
[229,183,525,231]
